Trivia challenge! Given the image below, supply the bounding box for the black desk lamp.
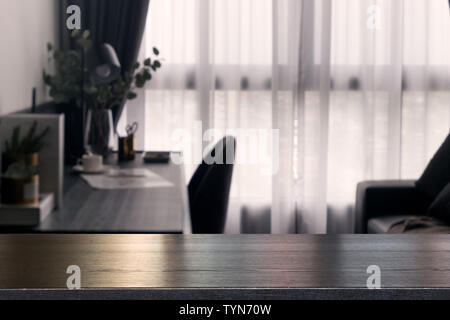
[87,43,121,85]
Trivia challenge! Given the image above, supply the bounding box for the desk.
[0,234,450,299]
[38,153,190,233]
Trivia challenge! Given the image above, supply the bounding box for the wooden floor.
[0,234,449,292]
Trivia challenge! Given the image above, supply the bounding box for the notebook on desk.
[143,151,171,164]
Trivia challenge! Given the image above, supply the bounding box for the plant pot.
[1,176,39,205]
[1,152,40,205]
[2,153,39,173]
[85,109,114,156]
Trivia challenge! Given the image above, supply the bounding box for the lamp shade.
[86,43,121,85]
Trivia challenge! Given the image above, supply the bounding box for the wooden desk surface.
[0,234,449,291]
[37,153,190,233]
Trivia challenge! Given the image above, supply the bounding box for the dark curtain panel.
[59,0,150,127]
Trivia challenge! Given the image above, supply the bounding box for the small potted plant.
[1,122,49,205]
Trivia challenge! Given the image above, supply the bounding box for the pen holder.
[118,135,136,162]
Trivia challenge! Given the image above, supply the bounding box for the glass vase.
[84,109,114,156]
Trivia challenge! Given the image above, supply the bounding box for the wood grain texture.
[37,153,189,233]
[0,234,449,289]
[2,288,450,300]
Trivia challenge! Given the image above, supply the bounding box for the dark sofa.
[355,131,450,234]
[355,180,433,233]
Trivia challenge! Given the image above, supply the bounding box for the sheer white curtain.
[128,0,450,234]
[326,0,450,232]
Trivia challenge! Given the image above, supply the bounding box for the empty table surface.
[38,153,190,233]
[0,234,449,292]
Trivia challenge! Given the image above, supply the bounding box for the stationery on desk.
[75,151,174,190]
[143,151,171,163]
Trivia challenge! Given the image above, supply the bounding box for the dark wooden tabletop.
[0,234,449,292]
[37,153,190,233]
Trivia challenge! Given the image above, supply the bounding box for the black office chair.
[188,136,236,233]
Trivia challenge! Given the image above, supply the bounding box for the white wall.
[0,0,58,115]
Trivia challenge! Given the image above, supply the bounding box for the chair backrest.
[188,136,236,233]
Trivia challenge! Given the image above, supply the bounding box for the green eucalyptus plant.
[43,30,162,110]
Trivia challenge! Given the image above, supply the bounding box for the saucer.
[72,165,114,175]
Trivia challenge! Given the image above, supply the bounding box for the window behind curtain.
[138,0,449,179]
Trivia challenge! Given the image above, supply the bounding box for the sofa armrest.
[355,180,431,233]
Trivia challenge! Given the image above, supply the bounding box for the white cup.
[78,154,103,172]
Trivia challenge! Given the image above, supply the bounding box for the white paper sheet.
[81,168,174,190]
